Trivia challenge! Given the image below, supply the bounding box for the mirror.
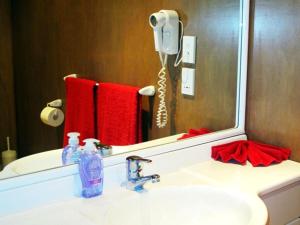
[0,0,241,179]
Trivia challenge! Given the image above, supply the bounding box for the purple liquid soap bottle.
[79,138,103,198]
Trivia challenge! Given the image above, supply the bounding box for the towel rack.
[63,74,155,96]
[138,85,155,96]
[63,74,100,86]
[63,74,77,80]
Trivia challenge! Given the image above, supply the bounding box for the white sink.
[103,186,267,225]
[0,182,267,225]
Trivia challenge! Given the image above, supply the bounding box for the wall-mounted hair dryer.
[149,10,181,129]
[149,10,179,55]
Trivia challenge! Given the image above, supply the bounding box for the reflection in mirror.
[0,0,241,179]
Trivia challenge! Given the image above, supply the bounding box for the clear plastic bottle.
[62,132,80,165]
[79,138,103,198]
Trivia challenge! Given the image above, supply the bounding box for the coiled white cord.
[174,20,184,67]
[156,52,168,128]
[156,20,183,128]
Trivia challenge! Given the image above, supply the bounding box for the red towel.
[211,140,291,167]
[96,82,142,146]
[247,141,291,166]
[177,128,212,140]
[63,77,97,146]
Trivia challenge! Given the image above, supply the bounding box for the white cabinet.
[261,181,300,225]
[286,218,300,225]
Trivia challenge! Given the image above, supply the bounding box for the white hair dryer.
[149,10,179,55]
[149,10,180,128]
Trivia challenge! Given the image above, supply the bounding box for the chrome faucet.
[125,155,160,191]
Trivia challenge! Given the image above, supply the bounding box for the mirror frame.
[0,0,250,190]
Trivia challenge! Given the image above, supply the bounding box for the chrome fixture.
[126,155,160,191]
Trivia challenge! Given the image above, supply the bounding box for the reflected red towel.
[211,140,291,167]
[177,128,212,140]
[97,82,142,146]
[63,77,97,146]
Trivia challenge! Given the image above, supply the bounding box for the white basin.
[103,186,267,225]
[0,184,267,225]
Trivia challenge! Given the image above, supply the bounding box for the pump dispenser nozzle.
[67,132,80,146]
[83,138,100,153]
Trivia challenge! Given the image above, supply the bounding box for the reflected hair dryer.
[149,10,179,55]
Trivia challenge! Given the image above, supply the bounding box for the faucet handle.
[126,155,152,163]
[126,155,152,180]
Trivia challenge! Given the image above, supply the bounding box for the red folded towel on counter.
[63,77,97,146]
[177,128,212,140]
[97,82,142,146]
[211,140,291,167]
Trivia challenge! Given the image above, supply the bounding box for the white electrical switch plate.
[181,67,195,96]
[182,36,196,64]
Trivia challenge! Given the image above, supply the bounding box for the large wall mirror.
[0,0,244,179]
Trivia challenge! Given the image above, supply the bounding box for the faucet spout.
[126,174,160,192]
[148,174,160,183]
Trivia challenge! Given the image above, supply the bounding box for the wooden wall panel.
[246,0,300,162]
[11,0,238,156]
[0,0,17,161]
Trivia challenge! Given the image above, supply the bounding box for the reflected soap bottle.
[79,138,104,198]
[62,132,81,165]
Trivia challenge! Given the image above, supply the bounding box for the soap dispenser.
[62,132,80,165]
[79,138,104,198]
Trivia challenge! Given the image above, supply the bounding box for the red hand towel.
[63,77,97,146]
[97,82,142,146]
[211,140,291,167]
[177,128,212,140]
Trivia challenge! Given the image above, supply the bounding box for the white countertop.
[181,159,300,196]
[1,159,300,225]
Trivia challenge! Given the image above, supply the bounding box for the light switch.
[182,36,196,64]
[181,68,195,96]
